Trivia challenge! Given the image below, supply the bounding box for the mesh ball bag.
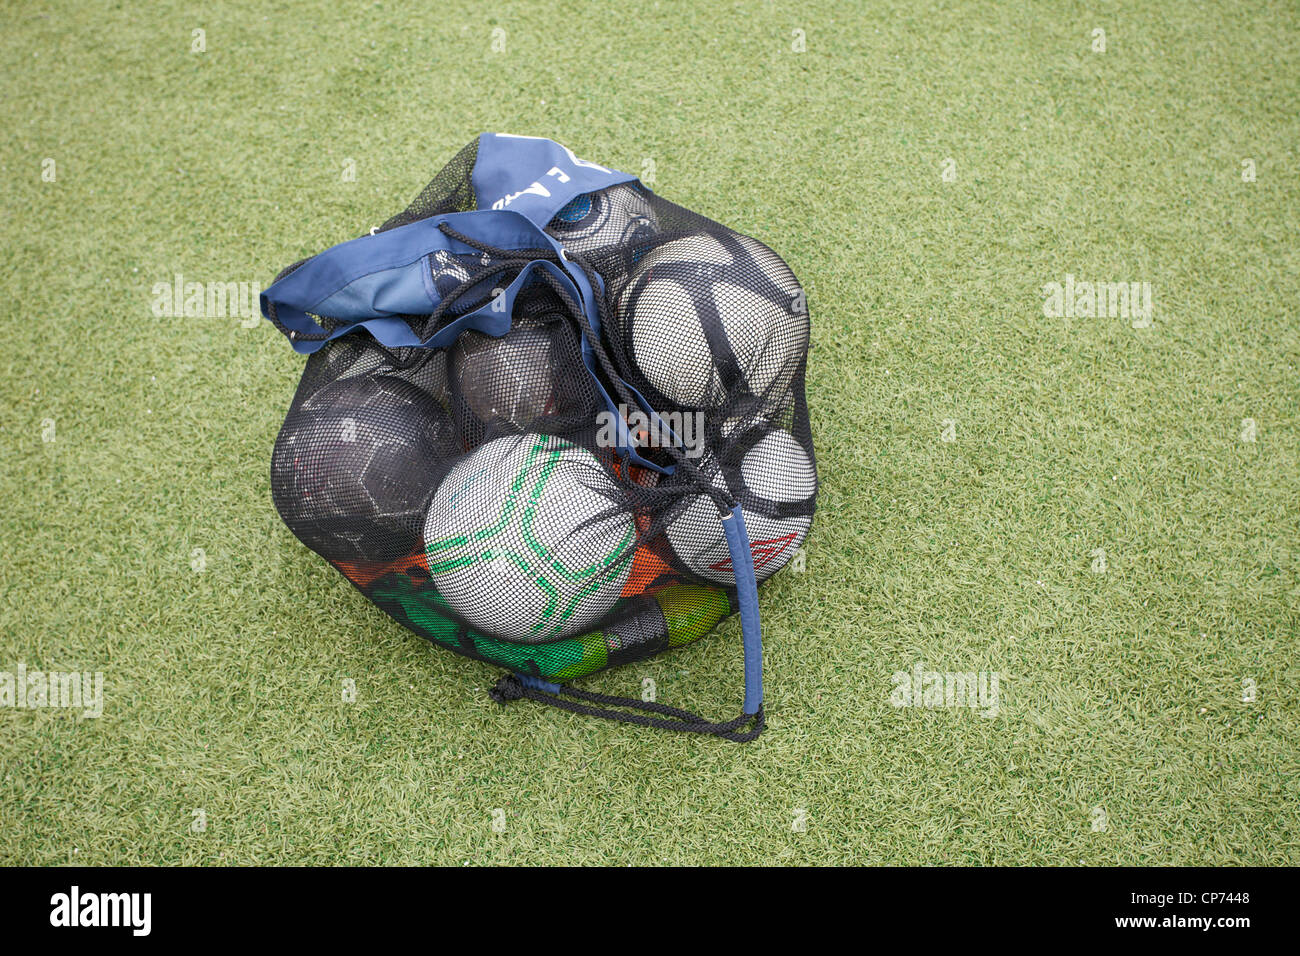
[261,135,816,741]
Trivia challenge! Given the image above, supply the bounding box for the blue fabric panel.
[471,133,636,228]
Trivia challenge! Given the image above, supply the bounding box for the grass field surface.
[1,0,1297,865]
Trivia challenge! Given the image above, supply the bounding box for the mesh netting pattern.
[270,141,816,684]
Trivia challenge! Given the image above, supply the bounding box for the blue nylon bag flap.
[260,210,579,354]
[471,133,637,228]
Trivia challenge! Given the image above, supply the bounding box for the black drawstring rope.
[489,674,765,743]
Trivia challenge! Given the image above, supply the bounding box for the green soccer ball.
[423,434,636,640]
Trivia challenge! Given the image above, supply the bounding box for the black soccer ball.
[447,319,597,447]
[271,375,459,563]
[545,184,658,255]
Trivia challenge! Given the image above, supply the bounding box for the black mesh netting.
[268,140,816,721]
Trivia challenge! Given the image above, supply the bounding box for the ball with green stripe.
[424,434,635,640]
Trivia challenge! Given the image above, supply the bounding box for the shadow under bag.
[261,134,815,741]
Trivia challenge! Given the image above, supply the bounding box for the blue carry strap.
[721,505,764,716]
[610,380,685,478]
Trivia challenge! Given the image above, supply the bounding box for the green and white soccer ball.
[423,435,636,640]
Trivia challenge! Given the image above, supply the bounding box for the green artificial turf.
[1,0,1297,866]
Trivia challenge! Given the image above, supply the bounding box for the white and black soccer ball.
[615,231,808,413]
[272,374,459,563]
[546,184,658,255]
[663,426,815,585]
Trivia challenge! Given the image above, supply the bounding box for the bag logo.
[488,133,616,210]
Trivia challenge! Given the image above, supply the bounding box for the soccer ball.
[616,231,807,413]
[449,323,592,439]
[423,434,636,640]
[546,184,657,256]
[427,248,476,299]
[308,335,450,406]
[663,426,814,585]
[272,375,459,563]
